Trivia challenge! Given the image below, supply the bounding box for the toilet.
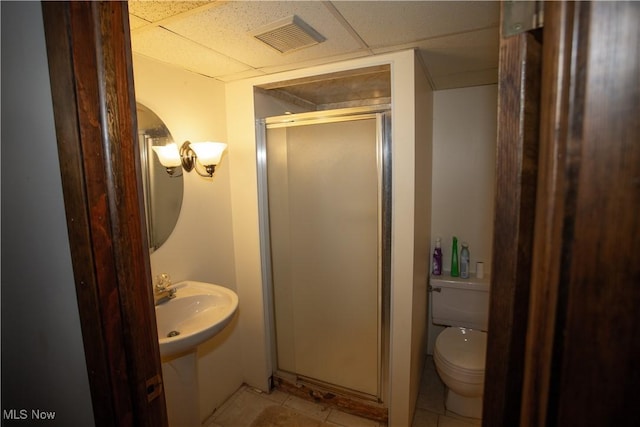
[431,276,490,419]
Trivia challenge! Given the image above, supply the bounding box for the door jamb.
[41,2,167,426]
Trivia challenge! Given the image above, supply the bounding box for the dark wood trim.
[555,2,640,422]
[482,4,542,425]
[523,1,640,425]
[519,2,576,425]
[41,3,123,423]
[272,375,388,423]
[41,2,167,426]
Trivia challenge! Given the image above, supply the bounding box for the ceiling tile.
[131,27,251,78]
[128,1,500,90]
[162,1,364,69]
[333,1,499,48]
[215,68,267,83]
[415,28,499,77]
[417,27,499,51]
[128,0,212,23]
[129,14,150,31]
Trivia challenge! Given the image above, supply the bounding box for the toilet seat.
[434,327,486,380]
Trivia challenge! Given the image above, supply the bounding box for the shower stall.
[257,106,391,403]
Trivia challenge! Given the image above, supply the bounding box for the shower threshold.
[271,373,388,423]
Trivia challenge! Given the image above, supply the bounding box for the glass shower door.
[262,109,387,399]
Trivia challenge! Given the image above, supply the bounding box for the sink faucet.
[154,273,176,305]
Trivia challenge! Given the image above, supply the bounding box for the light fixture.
[152,141,227,178]
[151,143,182,176]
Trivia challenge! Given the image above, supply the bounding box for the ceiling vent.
[252,15,325,54]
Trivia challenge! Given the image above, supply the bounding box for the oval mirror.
[136,103,184,251]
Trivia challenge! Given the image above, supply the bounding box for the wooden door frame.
[41,2,167,426]
[521,1,640,425]
[519,2,577,424]
[487,1,640,425]
[482,8,542,425]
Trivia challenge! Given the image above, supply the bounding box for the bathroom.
[5,1,639,426]
[2,1,495,426]
[133,26,495,427]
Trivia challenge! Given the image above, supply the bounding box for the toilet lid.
[435,327,486,372]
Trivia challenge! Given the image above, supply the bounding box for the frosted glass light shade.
[152,143,181,167]
[190,142,227,165]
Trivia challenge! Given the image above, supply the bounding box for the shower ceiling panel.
[128,0,499,90]
[258,65,391,108]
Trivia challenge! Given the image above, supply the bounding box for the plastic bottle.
[460,242,470,279]
[451,237,459,277]
[432,238,443,276]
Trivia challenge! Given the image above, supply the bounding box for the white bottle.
[460,242,470,279]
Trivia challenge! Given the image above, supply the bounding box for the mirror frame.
[136,103,184,251]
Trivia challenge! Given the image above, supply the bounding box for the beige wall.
[133,54,242,421]
[431,85,497,275]
[409,58,434,420]
[226,49,430,425]
[427,84,498,353]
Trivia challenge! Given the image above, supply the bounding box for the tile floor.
[411,356,480,427]
[205,356,480,427]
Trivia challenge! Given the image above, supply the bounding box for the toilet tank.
[431,276,490,330]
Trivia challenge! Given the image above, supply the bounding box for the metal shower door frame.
[256,105,391,402]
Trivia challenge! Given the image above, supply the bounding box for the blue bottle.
[460,242,470,279]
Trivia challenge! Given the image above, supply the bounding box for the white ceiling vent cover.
[252,15,325,54]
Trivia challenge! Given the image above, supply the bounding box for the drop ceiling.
[128,0,500,91]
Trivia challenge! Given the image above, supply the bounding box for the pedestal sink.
[154,280,238,427]
[155,280,238,358]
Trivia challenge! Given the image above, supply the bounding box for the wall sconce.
[151,143,182,176]
[152,141,227,178]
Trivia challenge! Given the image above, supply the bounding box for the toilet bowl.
[434,326,486,419]
[430,275,490,419]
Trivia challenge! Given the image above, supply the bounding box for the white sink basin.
[155,281,238,358]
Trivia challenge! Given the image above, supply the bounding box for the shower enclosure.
[257,106,391,402]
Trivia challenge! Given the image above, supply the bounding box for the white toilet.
[431,276,490,419]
